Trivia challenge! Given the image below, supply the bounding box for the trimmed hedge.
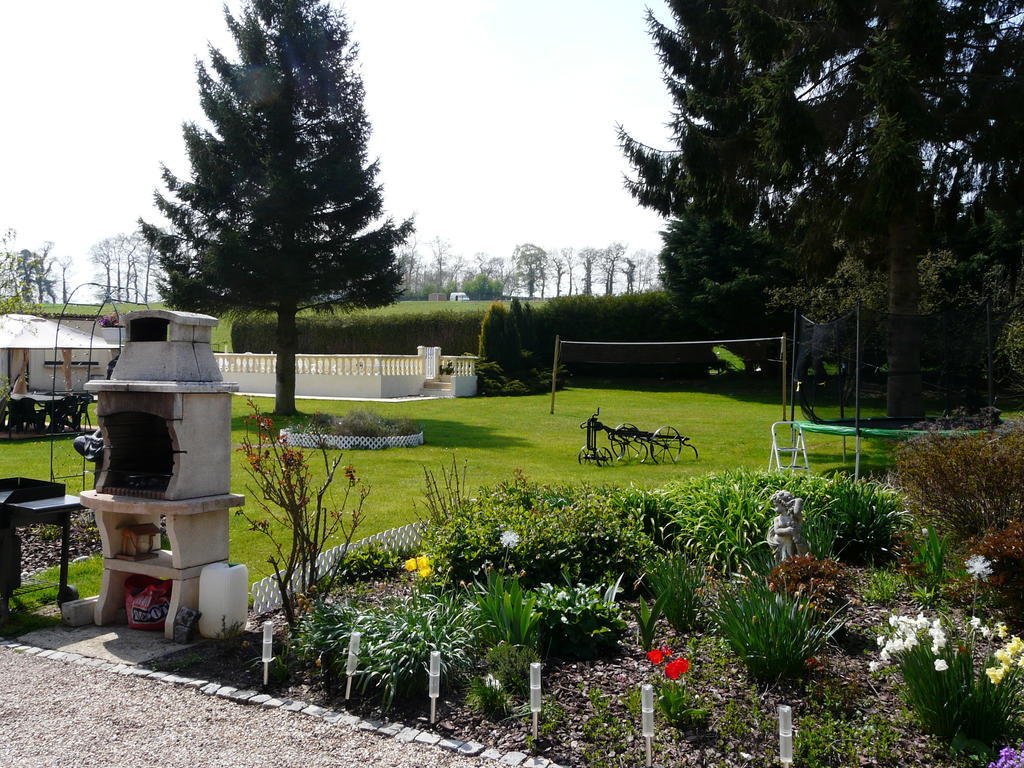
[231,309,486,355]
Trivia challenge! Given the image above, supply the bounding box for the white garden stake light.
[428,650,441,723]
[261,621,273,687]
[778,705,793,766]
[345,631,360,700]
[641,684,654,767]
[529,662,542,739]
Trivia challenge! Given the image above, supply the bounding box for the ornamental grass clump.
[716,578,845,680]
[644,553,705,633]
[656,471,903,572]
[870,613,1024,749]
[294,590,480,708]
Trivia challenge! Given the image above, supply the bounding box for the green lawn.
[6,374,1014,634]
[1,376,894,579]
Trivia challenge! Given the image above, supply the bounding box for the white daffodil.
[934,659,949,671]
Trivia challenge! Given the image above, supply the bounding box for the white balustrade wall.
[216,350,476,398]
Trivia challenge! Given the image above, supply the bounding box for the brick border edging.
[0,639,560,768]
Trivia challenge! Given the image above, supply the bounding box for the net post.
[549,334,561,415]
[780,333,787,421]
[854,301,862,479]
[790,309,799,422]
[986,298,994,408]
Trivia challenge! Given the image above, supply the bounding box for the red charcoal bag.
[124,574,172,631]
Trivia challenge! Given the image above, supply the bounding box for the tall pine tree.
[141,0,412,414]
[622,1,1024,417]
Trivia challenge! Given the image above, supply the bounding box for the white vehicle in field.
[449,292,470,301]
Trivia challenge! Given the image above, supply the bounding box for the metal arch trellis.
[45,283,152,492]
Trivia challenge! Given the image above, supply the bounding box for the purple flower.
[989,743,1024,768]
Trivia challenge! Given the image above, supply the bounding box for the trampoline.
[776,302,1007,476]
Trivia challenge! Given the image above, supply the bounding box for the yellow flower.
[418,566,432,579]
[996,622,1008,639]
[995,649,1012,666]
[1006,636,1024,656]
[416,555,431,570]
[404,557,418,572]
[986,666,1006,685]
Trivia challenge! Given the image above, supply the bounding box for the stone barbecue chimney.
[79,309,244,640]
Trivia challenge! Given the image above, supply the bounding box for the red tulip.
[665,658,690,679]
[646,649,665,665]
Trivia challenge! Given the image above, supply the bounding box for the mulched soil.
[15,512,101,575]
[150,571,981,768]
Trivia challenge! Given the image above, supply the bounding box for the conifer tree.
[141,0,412,414]
[622,1,1023,416]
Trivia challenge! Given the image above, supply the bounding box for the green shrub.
[232,309,485,355]
[652,471,903,572]
[423,476,656,588]
[465,674,514,720]
[475,571,540,650]
[895,424,1024,540]
[475,360,548,396]
[534,579,627,660]
[716,579,844,680]
[644,554,705,634]
[485,642,536,697]
[334,544,403,583]
[294,591,480,708]
[479,302,523,372]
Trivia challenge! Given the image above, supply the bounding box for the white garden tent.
[0,314,118,393]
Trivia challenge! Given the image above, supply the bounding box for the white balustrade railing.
[441,356,477,376]
[217,352,425,377]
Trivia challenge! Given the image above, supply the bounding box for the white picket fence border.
[280,429,425,451]
[250,521,426,615]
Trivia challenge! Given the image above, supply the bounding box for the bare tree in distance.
[430,237,450,287]
[89,232,164,303]
[54,252,75,304]
[621,255,637,294]
[578,247,600,296]
[599,242,627,295]
[548,247,568,297]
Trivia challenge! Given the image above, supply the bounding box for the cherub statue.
[767,490,809,563]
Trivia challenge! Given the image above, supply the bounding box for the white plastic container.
[197,562,249,638]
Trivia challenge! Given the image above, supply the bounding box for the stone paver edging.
[0,637,564,768]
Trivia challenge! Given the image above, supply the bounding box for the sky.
[0,1,676,291]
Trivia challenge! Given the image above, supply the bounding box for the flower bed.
[281,429,424,450]
[150,471,1023,767]
[282,408,424,450]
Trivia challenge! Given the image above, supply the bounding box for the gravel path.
[0,650,486,768]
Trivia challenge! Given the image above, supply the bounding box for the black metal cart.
[0,478,81,624]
